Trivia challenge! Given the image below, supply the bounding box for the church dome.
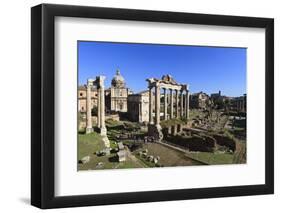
[111,69,125,88]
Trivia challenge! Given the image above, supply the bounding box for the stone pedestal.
[178,124,183,133]
[172,125,177,136]
[148,124,163,141]
[100,127,107,136]
[102,136,110,149]
[86,127,93,134]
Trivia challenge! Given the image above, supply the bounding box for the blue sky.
[78,41,246,97]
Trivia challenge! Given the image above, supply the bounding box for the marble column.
[98,76,107,136]
[155,85,161,125]
[86,79,93,134]
[149,86,154,124]
[139,102,142,122]
[97,88,101,128]
[170,89,174,119]
[180,90,184,117]
[175,90,179,118]
[164,88,168,120]
[185,90,190,120]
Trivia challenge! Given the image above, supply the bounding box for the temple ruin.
[146,75,190,141]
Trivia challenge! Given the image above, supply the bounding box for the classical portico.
[146,75,190,141]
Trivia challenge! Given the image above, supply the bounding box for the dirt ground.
[134,143,203,167]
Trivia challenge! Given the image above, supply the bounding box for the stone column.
[98,76,107,136]
[97,88,101,128]
[243,95,246,111]
[180,90,184,117]
[149,86,154,124]
[238,101,241,111]
[164,88,168,120]
[170,89,174,119]
[185,90,190,120]
[155,85,161,125]
[86,79,93,134]
[175,90,179,118]
[139,102,142,122]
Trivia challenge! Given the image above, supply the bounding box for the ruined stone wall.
[212,134,236,152]
[166,134,216,152]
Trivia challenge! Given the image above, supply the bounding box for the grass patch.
[189,109,207,120]
[160,118,185,128]
[78,132,105,160]
[78,131,146,171]
[105,119,123,127]
[186,152,234,165]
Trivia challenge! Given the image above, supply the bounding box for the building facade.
[190,91,209,109]
[127,90,150,123]
[230,94,246,112]
[78,69,131,114]
[108,69,129,112]
[78,85,98,113]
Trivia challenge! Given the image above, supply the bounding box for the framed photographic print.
[31,4,274,209]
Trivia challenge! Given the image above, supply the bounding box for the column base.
[86,127,93,134]
[186,109,190,120]
[102,136,110,148]
[148,124,163,142]
[100,127,107,136]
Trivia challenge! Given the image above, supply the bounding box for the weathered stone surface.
[86,79,94,134]
[148,124,163,141]
[117,142,125,150]
[164,88,167,120]
[153,158,158,164]
[117,150,126,162]
[80,156,90,164]
[96,162,104,168]
[102,136,110,148]
[170,89,174,119]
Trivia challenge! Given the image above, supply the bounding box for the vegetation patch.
[160,118,185,128]
[186,152,234,165]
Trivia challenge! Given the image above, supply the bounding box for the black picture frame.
[31,3,274,209]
